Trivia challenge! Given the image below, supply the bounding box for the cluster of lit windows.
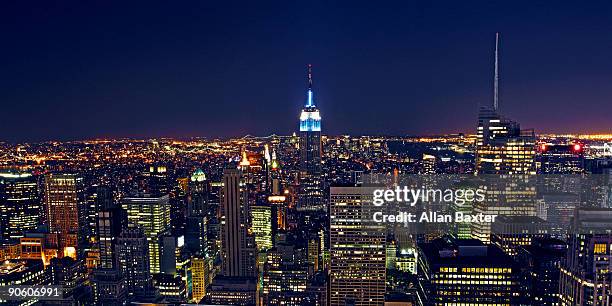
[434,279,514,285]
[593,243,608,254]
[461,267,511,274]
[436,266,513,274]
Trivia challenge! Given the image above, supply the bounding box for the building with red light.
[538,143,585,174]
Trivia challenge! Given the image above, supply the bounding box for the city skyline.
[2,1,612,142]
[2,2,612,305]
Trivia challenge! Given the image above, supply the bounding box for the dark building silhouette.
[220,168,256,277]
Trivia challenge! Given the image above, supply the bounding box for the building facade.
[330,186,386,306]
[0,172,41,240]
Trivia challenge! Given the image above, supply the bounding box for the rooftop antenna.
[494,32,500,111]
[306,64,314,107]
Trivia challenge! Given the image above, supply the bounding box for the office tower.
[490,215,550,257]
[261,247,312,305]
[91,186,127,305]
[559,208,612,306]
[475,34,536,175]
[539,143,585,173]
[517,237,567,305]
[159,235,181,275]
[471,175,538,244]
[330,187,386,306]
[185,168,209,256]
[84,187,102,244]
[269,149,282,195]
[537,192,580,237]
[298,64,324,211]
[48,257,90,302]
[144,164,169,196]
[122,194,171,274]
[475,110,536,174]
[251,204,273,251]
[92,267,127,305]
[267,194,287,231]
[95,187,124,269]
[169,191,186,237]
[449,182,476,240]
[0,172,41,240]
[417,238,523,305]
[190,168,208,198]
[153,273,186,303]
[191,256,208,303]
[185,214,208,257]
[308,237,320,274]
[116,226,158,301]
[220,168,256,277]
[44,173,86,257]
[386,240,398,270]
[471,35,537,244]
[204,276,257,305]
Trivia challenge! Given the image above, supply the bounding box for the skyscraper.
[116,226,158,301]
[91,186,128,305]
[144,164,169,196]
[475,33,536,175]
[517,237,567,305]
[122,194,171,274]
[475,108,536,175]
[220,168,256,277]
[185,168,209,256]
[298,64,324,211]
[95,186,125,269]
[473,33,537,243]
[250,204,273,251]
[191,256,208,303]
[261,246,311,305]
[0,172,41,240]
[44,173,86,257]
[559,208,612,306]
[330,186,386,306]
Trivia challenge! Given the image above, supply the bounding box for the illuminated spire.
[271,149,279,170]
[264,144,271,165]
[306,64,314,107]
[239,150,250,167]
[493,32,500,111]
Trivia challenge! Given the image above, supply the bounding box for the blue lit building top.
[300,108,321,132]
[299,64,321,132]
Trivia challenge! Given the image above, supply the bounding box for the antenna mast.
[494,32,500,111]
[306,64,314,107]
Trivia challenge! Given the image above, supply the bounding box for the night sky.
[2,1,612,142]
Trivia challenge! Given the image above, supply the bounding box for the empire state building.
[298,64,323,211]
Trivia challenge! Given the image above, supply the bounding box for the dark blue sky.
[2,1,612,141]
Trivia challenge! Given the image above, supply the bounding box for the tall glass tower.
[298,64,323,211]
[0,172,40,240]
